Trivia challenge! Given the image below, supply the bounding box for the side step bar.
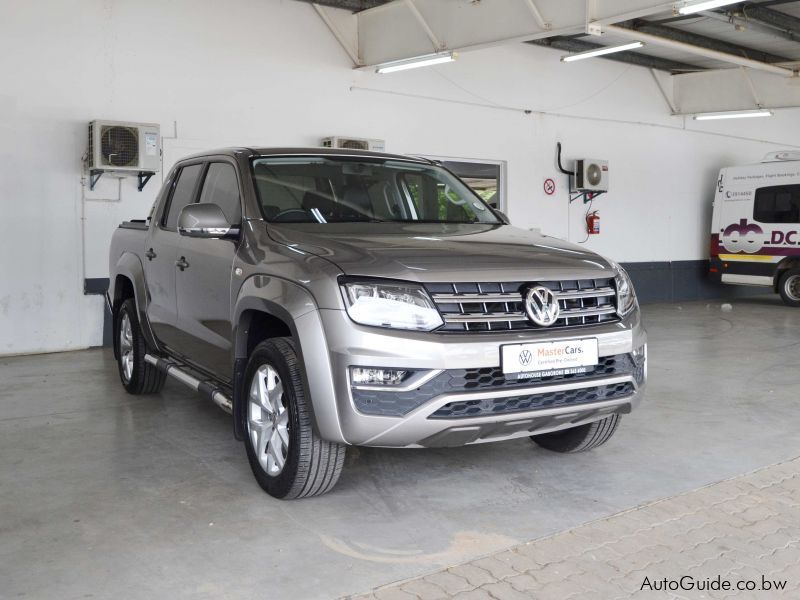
[144,354,233,414]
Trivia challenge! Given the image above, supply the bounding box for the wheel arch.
[774,257,800,292]
[232,275,343,444]
[111,253,159,354]
[233,274,322,359]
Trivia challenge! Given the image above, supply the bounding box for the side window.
[399,172,476,221]
[754,185,800,224]
[163,164,203,229]
[370,178,408,220]
[198,163,242,224]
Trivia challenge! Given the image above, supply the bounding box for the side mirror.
[178,203,239,239]
[493,209,511,225]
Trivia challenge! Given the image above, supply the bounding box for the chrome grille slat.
[431,293,519,303]
[444,313,530,323]
[557,287,615,300]
[561,306,616,317]
[428,278,619,333]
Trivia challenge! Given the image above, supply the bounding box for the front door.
[144,162,204,350]
[173,161,242,380]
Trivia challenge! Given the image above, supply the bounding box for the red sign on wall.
[543,178,556,196]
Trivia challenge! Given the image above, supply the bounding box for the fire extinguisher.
[586,211,600,235]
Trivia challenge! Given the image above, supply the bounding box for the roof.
[177,146,430,163]
[300,0,800,74]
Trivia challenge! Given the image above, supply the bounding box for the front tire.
[778,269,800,307]
[115,298,166,394]
[243,338,345,499]
[531,414,620,453]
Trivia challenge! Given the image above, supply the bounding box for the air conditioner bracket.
[137,171,155,192]
[88,170,156,192]
[89,169,104,191]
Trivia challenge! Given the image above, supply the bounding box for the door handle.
[175,256,190,271]
[145,248,157,261]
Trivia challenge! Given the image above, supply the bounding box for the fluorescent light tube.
[561,42,644,62]
[693,109,774,120]
[376,52,455,74]
[678,1,739,16]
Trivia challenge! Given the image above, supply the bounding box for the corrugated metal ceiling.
[576,1,800,72]
[302,0,800,73]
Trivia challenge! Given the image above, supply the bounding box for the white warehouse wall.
[1,0,799,356]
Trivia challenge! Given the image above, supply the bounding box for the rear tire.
[243,337,346,499]
[115,298,166,394]
[778,269,800,307]
[531,414,620,453]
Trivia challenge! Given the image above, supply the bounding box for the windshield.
[251,157,500,224]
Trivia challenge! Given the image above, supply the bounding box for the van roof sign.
[762,151,800,163]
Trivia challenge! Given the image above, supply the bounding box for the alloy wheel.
[119,312,134,382]
[247,364,290,476]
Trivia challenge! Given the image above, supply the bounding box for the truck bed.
[119,220,148,231]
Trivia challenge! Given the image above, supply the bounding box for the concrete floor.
[1,297,799,599]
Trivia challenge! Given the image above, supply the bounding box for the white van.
[710,151,800,307]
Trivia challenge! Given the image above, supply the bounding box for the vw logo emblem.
[524,286,560,327]
[519,350,532,366]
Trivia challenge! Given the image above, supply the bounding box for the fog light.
[350,367,408,386]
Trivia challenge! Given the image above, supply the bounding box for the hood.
[265,223,614,282]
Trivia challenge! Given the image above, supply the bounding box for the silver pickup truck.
[108,147,647,499]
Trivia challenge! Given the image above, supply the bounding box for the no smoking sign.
[543,178,556,196]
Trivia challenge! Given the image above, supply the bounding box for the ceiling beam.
[672,66,800,115]
[695,9,798,43]
[605,23,796,76]
[305,0,388,10]
[348,0,680,67]
[741,3,800,36]
[527,37,703,72]
[623,18,793,63]
[647,2,800,38]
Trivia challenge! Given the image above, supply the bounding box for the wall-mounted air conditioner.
[321,136,386,152]
[86,120,160,190]
[573,159,609,193]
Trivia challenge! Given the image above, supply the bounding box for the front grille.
[426,279,619,332]
[351,353,637,417]
[453,354,634,390]
[429,382,635,419]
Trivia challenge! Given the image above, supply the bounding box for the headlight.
[613,265,637,317]
[340,280,444,331]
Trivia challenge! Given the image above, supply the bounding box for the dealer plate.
[501,338,599,380]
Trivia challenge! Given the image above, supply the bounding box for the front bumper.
[298,308,647,448]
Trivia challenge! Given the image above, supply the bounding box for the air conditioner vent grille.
[100,125,139,167]
[340,139,369,150]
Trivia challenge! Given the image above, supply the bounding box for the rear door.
[144,162,204,349]
[172,160,243,379]
[716,166,757,254]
